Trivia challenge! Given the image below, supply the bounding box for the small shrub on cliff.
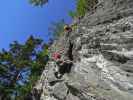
[68,11,78,19]
[69,0,98,18]
[76,0,88,16]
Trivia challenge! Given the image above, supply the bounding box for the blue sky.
[0,0,76,50]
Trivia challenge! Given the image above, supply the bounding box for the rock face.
[34,0,133,100]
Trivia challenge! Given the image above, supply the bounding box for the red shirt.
[52,52,61,60]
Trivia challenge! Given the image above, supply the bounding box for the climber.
[52,51,73,78]
[64,24,72,37]
[52,49,73,64]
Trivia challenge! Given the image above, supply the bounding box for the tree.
[0,36,49,99]
[29,0,48,6]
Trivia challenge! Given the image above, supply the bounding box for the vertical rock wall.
[33,0,133,100]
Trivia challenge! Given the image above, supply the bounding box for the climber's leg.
[54,60,63,79]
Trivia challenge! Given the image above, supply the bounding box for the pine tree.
[0,36,49,99]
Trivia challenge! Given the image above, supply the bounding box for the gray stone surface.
[33,0,133,100]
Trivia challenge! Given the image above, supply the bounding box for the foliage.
[69,0,98,18]
[0,35,50,99]
[68,11,78,19]
[71,23,78,30]
[29,0,48,6]
[15,74,40,99]
[76,0,88,17]
[48,19,66,39]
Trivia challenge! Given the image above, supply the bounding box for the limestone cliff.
[33,0,133,100]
